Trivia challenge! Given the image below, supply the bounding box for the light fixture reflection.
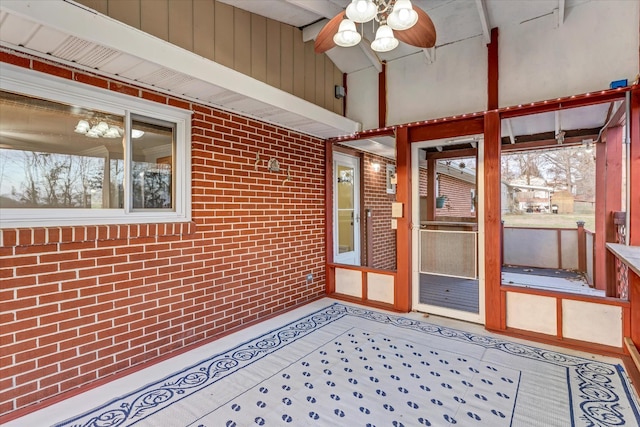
[74,119,144,139]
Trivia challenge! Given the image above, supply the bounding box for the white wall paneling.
[562,300,622,348]
[366,272,395,304]
[335,267,363,298]
[506,292,557,335]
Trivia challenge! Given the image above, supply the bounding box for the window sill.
[0,221,196,248]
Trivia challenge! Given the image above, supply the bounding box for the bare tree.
[541,148,595,198]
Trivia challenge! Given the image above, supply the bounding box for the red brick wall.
[418,167,476,218]
[363,154,396,270]
[438,174,476,217]
[0,51,326,416]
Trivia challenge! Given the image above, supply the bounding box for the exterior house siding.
[75,0,344,115]
[0,51,326,415]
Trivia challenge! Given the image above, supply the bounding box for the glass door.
[334,152,360,265]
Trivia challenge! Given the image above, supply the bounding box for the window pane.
[337,164,355,254]
[0,90,124,208]
[131,118,174,210]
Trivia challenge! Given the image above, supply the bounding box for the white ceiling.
[219,0,591,74]
[0,0,615,159]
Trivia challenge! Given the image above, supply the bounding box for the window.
[0,64,191,227]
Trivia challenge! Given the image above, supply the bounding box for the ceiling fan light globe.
[346,0,377,23]
[334,19,362,47]
[387,0,418,30]
[371,24,399,52]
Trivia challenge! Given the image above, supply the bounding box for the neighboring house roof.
[436,163,476,185]
[507,183,553,192]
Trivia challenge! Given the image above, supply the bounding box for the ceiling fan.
[314,0,436,54]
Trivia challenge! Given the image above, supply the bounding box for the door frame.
[333,150,362,266]
[410,139,485,324]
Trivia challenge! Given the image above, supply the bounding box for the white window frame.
[0,63,192,228]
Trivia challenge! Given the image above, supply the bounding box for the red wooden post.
[378,61,386,129]
[630,88,640,246]
[487,28,499,111]
[325,140,335,294]
[395,126,411,312]
[484,111,502,330]
[594,126,623,295]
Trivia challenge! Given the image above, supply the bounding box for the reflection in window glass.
[0,90,124,208]
[131,118,174,210]
[337,164,355,254]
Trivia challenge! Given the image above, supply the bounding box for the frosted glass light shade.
[131,129,145,139]
[333,19,362,47]
[74,120,90,134]
[346,0,377,23]
[387,0,418,30]
[371,24,398,52]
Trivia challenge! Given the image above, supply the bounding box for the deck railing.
[502,225,585,271]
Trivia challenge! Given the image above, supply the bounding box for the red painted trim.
[327,262,397,276]
[577,223,586,272]
[499,87,631,119]
[395,126,411,312]
[556,298,563,338]
[594,141,607,291]
[328,294,400,313]
[409,117,484,142]
[494,327,626,355]
[362,270,369,302]
[500,290,507,329]
[487,28,499,110]
[484,111,502,330]
[630,87,640,245]
[622,305,631,353]
[500,221,505,266]
[501,284,630,307]
[325,141,335,295]
[328,127,395,143]
[379,61,387,129]
[605,126,623,297]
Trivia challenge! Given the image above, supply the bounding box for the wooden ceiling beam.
[475,0,491,44]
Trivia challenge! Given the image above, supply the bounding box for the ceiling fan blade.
[314,12,345,54]
[395,6,436,49]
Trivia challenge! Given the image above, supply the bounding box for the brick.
[109,82,139,97]
[0,51,330,416]
[0,51,31,68]
[32,60,73,79]
[73,72,109,89]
